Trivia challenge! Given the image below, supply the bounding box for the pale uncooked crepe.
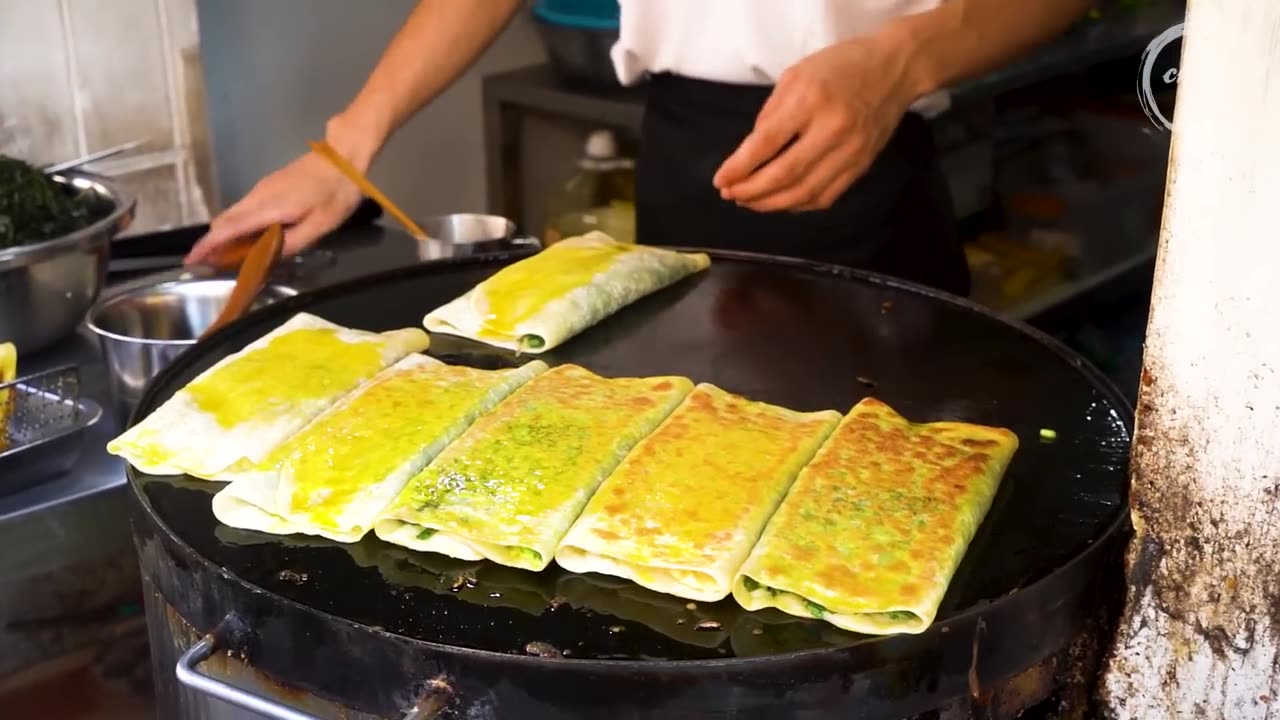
[107,313,429,479]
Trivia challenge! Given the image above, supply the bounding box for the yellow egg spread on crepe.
[375,364,692,571]
[0,341,16,449]
[107,313,429,479]
[423,231,709,353]
[732,398,1019,635]
[555,383,840,602]
[212,355,546,542]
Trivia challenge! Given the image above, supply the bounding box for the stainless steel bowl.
[0,171,136,353]
[415,213,540,261]
[87,278,297,414]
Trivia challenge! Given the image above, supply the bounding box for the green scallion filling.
[880,611,917,622]
[510,547,542,565]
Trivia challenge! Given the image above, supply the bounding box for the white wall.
[196,0,547,218]
[0,0,214,234]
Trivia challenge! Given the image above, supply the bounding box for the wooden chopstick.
[308,140,430,240]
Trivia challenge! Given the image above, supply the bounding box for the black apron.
[636,73,970,297]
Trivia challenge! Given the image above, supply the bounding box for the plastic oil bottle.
[543,129,636,246]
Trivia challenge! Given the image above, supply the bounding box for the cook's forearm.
[889,0,1095,100]
[327,0,524,169]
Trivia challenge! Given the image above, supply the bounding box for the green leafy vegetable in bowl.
[0,155,99,250]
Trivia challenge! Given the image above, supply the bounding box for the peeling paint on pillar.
[1100,2,1280,718]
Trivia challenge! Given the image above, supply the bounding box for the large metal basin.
[0,171,136,353]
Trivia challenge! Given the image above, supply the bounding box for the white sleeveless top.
[610,0,950,116]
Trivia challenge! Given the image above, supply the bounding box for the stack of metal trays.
[0,364,102,496]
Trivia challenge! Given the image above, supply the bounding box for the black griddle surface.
[132,251,1131,662]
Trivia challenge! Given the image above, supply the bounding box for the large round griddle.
[130,250,1130,673]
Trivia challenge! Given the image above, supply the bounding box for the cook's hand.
[185,151,362,265]
[713,36,918,213]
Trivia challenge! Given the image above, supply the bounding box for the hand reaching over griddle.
[185,146,364,265]
[711,33,918,213]
[186,0,526,266]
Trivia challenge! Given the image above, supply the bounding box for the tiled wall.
[0,0,215,235]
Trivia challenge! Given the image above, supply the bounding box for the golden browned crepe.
[555,383,841,601]
[732,397,1019,635]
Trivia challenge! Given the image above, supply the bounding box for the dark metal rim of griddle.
[0,170,136,270]
[127,248,1133,671]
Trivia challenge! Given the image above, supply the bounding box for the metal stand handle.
[176,617,454,720]
[177,634,320,720]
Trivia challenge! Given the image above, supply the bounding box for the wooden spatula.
[201,224,284,339]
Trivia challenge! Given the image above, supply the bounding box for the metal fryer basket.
[0,364,103,495]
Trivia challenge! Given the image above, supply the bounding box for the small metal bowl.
[0,171,135,353]
[415,213,540,261]
[87,278,297,414]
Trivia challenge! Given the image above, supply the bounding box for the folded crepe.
[555,383,841,602]
[423,232,710,353]
[108,313,429,479]
[732,397,1019,635]
[212,355,547,542]
[376,364,693,570]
